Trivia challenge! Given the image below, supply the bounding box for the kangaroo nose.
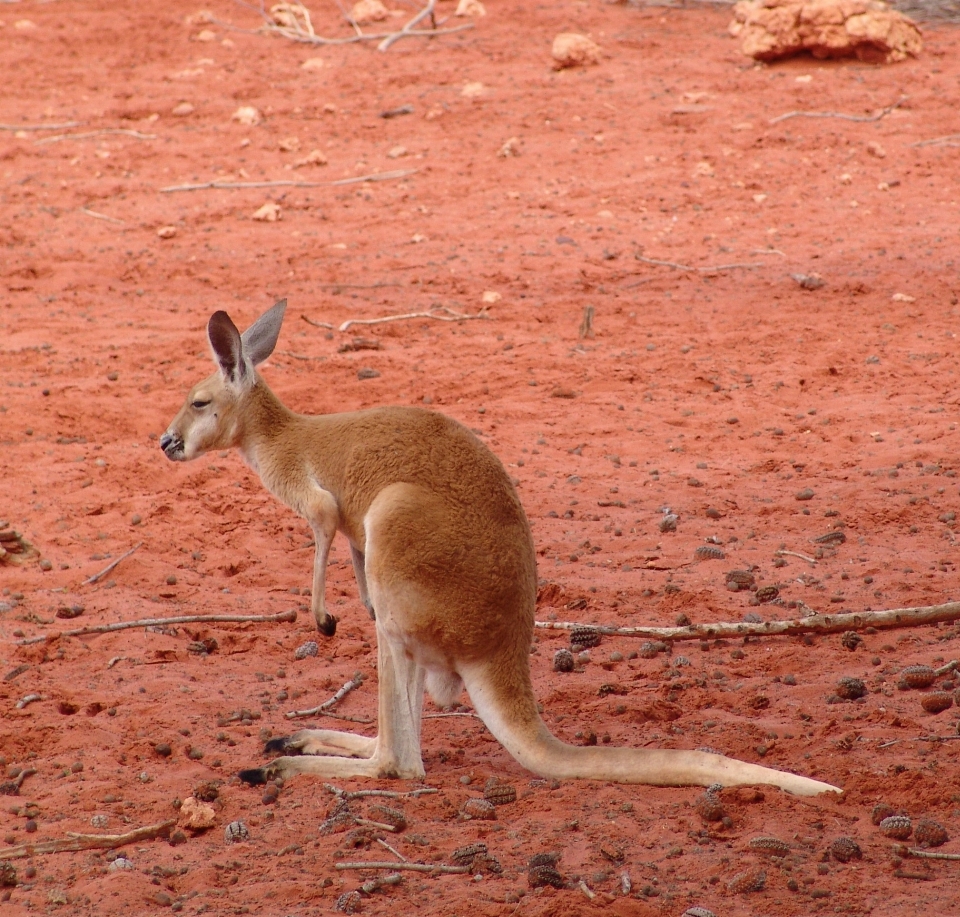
[160,432,176,454]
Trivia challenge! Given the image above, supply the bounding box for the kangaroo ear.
[241,299,287,366]
[208,310,247,383]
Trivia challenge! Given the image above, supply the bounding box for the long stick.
[378,0,436,51]
[339,305,489,332]
[634,254,761,273]
[769,97,905,126]
[534,601,960,643]
[159,169,416,193]
[82,542,142,584]
[0,819,175,861]
[16,609,297,646]
[286,672,365,718]
[0,121,82,132]
[335,861,470,874]
[35,129,156,145]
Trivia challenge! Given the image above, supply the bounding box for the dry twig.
[911,132,960,148]
[336,860,470,874]
[0,121,81,132]
[376,837,409,862]
[159,168,416,193]
[339,305,489,332]
[775,548,818,565]
[16,609,296,646]
[324,784,438,801]
[286,672,365,718]
[534,600,960,643]
[769,97,905,125]
[634,254,762,273]
[35,129,156,145]
[80,207,124,225]
[82,542,142,584]
[300,314,335,329]
[0,819,175,861]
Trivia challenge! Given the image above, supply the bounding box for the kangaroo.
[160,300,840,796]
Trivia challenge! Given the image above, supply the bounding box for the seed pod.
[921,692,953,714]
[727,868,766,894]
[224,820,249,843]
[294,641,319,660]
[570,626,602,650]
[473,853,503,875]
[694,544,725,561]
[319,811,356,835]
[871,803,896,826]
[553,649,575,673]
[812,530,846,545]
[755,585,780,604]
[695,790,726,822]
[835,676,867,700]
[840,631,863,651]
[369,804,407,831]
[450,842,488,866]
[0,862,17,888]
[335,891,362,914]
[899,665,936,690]
[828,837,862,862]
[914,819,949,848]
[878,815,912,840]
[725,569,756,590]
[683,909,717,917]
[461,798,496,820]
[749,836,791,857]
[484,783,517,806]
[528,852,560,869]
[528,864,565,889]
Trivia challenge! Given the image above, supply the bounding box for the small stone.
[455,0,486,15]
[351,0,388,23]
[795,487,815,501]
[171,102,195,117]
[39,559,53,572]
[252,202,281,222]
[828,837,862,862]
[0,862,17,887]
[154,742,172,757]
[683,909,717,917]
[878,815,912,840]
[232,106,261,126]
[224,820,249,843]
[179,796,216,831]
[552,32,601,69]
[109,856,134,871]
[659,513,678,533]
[157,226,178,239]
[357,367,381,380]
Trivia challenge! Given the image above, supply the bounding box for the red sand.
[2,1,960,914]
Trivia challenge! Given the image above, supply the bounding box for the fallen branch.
[0,819,175,861]
[159,168,416,193]
[81,207,124,225]
[0,121,82,132]
[775,548,818,565]
[911,132,960,149]
[35,129,156,145]
[769,97,905,126]
[82,542,142,584]
[634,254,762,273]
[286,672,364,719]
[907,848,960,861]
[376,837,409,862]
[16,609,296,646]
[534,601,960,643]
[324,784,438,801]
[339,305,489,332]
[335,861,469,874]
[378,0,436,51]
[300,314,335,329]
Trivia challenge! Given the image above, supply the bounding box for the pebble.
[154,742,172,757]
[795,487,815,501]
[109,857,134,871]
[357,367,381,380]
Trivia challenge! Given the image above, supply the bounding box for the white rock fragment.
[157,226,178,239]
[456,0,486,15]
[232,105,261,126]
[171,102,195,117]
[301,57,325,70]
[252,202,282,222]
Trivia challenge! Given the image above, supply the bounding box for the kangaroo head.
[160,299,286,461]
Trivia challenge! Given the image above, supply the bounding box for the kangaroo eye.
[191,399,210,410]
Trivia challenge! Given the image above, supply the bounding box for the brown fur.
[160,301,840,796]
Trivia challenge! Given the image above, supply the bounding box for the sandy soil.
[2,1,960,914]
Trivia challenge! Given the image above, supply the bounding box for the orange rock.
[551,33,601,69]
[178,796,216,831]
[729,0,921,63]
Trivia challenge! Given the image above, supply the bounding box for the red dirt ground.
[2,1,960,914]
